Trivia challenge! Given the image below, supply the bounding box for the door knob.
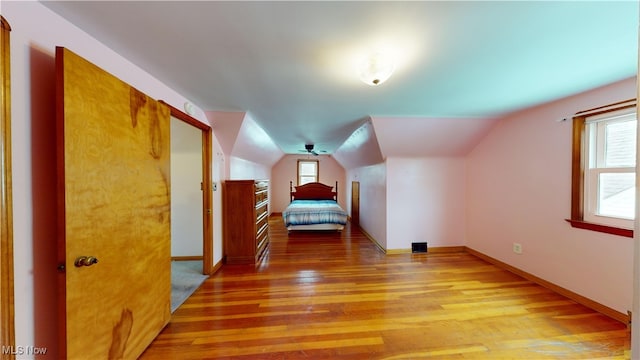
[74,256,99,267]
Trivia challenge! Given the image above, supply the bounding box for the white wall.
[212,135,226,266]
[170,118,203,257]
[271,154,346,213]
[4,2,217,357]
[467,77,636,315]
[229,156,271,180]
[386,157,466,250]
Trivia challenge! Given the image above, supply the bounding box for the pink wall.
[467,77,636,315]
[386,157,466,250]
[346,157,466,252]
[271,155,346,213]
[347,163,388,249]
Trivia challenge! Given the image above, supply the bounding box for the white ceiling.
[41,1,638,155]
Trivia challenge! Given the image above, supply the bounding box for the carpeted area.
[171,260,208,313]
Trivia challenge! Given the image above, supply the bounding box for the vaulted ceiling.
[42,1,638,159]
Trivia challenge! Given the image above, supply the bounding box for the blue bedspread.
[283,200,348,227]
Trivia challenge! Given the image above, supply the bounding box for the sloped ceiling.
[207,111,284,167]
[206,111,245,156]
[372,116,499,157]
[333,119,384,169]
[41,1,638,160]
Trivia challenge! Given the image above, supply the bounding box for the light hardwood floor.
[141,217,630,359]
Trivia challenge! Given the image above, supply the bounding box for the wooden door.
[0,16,15,358]
[56,47,171,359]
[351,181,360,226]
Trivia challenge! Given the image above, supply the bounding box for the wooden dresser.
[222,180,269,264]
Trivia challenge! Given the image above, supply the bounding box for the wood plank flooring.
[141,217,630,359]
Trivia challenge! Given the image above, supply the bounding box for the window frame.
[567,99,636,237]
[297,159,319,186]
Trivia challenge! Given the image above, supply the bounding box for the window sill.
[565,219,633,238]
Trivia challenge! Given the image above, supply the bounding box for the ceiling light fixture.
[359,52,395,86]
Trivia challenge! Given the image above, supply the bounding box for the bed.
[283,181,348,232]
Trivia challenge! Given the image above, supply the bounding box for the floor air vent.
[411,242,428,253]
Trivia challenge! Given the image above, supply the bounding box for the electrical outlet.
[513,243,523,254]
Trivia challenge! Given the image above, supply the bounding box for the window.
[298,160,318,185]
[569,100,636,236]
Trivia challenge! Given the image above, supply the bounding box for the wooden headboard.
[290,181,338,202]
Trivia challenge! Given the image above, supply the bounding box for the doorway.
[351,181,360,226]
[163,102,214,275]
[170,117,203,263]
[170,116,208,311]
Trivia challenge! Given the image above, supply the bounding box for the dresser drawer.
[256,202,268,219]
[255,190,268,204]
[255,181,268,192]
[256,211,268,233]
[256,225,269,259]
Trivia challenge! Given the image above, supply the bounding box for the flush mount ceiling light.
[359,52,395,86]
